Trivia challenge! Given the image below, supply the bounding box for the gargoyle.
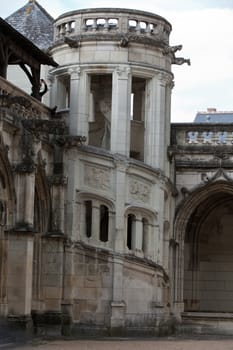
[120,33,129,47]
[64,36,80,48]
[163,44,191,66]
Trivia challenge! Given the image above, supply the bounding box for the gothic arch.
[0,144,15,315]
[173,180,233,315]
[0,147,16,227]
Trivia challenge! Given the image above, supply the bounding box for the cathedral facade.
[1,0,233,337]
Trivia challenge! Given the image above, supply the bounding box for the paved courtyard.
[8,338,233,350]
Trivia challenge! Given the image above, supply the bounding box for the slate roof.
[5,0,54,51]
[0,17,58,67]
[194,111,233,123]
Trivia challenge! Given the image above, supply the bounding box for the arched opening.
[184,191,233,312]
[99,204,109,242]
[127,214,136,250]
[142,217,149,253]
[84,200,92,238]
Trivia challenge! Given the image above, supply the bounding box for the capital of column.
[115,65,131,79]
[47,73,55,85]
[157,72,173,88]
[68,66,81,79]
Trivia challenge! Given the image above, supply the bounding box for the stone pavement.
[9,337,233,350]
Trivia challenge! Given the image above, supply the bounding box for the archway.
[173,181,233,314]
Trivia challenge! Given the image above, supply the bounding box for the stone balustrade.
[171,123,233,146]
[54,8,171,45]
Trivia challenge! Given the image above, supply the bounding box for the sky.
[2,0,233,122]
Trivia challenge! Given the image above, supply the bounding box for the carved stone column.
[144,73,168,170]
[47,73,56,108]
[48,175,67,235]
[14,129,37,231]
[114,158,127,252]
[131,216,143,255]
[69,66,89,138]
[91,200,100,245]
[8,131,36,326]
[111,66,131,156]
[143,221,152,259]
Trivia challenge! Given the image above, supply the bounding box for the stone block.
[45,286,62,299]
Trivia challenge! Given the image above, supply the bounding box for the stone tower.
[47,8,176,335]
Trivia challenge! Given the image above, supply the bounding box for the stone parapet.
[54,8,171,47]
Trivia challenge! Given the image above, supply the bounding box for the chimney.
[207,108,217,113]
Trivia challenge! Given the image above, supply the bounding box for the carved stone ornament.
[0,94,31,109]
[84,164,111,191]
[0,93,41,119]
[180,186,191,199]
[163,44,191,66]
[22,119,67,136]
[129,178,151,203]
[47,175,68,186]
[119,33,129,47]
[65,135,86,148]
[201,168,233,184]
[64,35,81,48]
[13,129,36,173]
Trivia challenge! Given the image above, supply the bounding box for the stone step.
[178,312,233,336]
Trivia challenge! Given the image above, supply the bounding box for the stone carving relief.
[84,164,111,191]
[0,93,41,119]
[129,178,151,203]
[201,168,233,184]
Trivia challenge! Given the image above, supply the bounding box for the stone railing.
[54,8,171,45]
[171,123,233,146]
[0,76,52,120]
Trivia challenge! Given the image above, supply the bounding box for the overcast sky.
[2,0,233,122]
